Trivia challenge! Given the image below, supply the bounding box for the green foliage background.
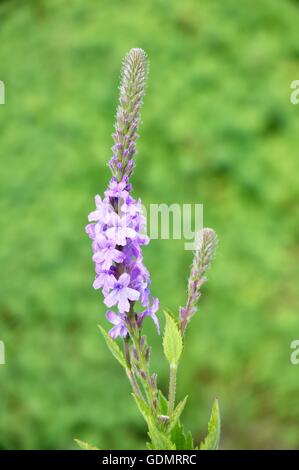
[0,0,299,450]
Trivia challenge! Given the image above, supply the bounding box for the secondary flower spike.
[86,48,159,339]
[180,228,218,333]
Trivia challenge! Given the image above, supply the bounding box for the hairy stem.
[125,315,158,414]
[168,363,177,420]
[133,333,157,414]
[123,339,145,400]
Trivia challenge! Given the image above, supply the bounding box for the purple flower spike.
[86,48,159,340]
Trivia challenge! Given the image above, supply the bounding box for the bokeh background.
[1,0,299,450]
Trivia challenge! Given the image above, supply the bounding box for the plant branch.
[168,363,177,420]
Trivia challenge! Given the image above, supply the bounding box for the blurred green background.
[0,0,299,450]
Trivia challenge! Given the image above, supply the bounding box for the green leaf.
[74,439,100,450]
[98,325,127,369]
[132,393,152,426]
[163,307,178,323]
[170,422,193,450]
[148,422,176,450]
[199,398,221,450]
[158,390,169,416]
[168,395,188,432]
[163,310,183,365]
[185,430,194,449]
[132,394,175,450]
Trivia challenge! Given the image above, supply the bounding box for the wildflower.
[105,213,137,246]
[93,271,116,295]
[104,273,140,313]
[140,297,160,333]
[120,194,140,217]
[86,48,159,337]
[88,195,111,223]
[92,234,124,269]
[104,178,129,200]
[82,49,221,451]
[85,223,96,239]
[106,311,128,339]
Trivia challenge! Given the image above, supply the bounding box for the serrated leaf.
[74,439,100,450]
[163,307,178,322]
[146,441,154,450]
[200,399,221,450]
[170,423,186,450]
[168,395,188,432]
[132,393,152,426]
[163,311,183,365]
[149,430,176,451]
[98,325,127,369]
[158,390,169,416]
[148,423,176,450]
[133,394,175,450]
[185,430,194,449]
[170,422,194,450]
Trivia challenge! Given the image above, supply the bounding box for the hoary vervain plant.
[78,49,220,451]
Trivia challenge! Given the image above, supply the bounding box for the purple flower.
[130,262,151,307]
[140,298,160,333]
[105,178,129,200]
[85,223,96,240]
[105,213,137,246]
[92,234,124,270]
[120,194,140,217]
[93,271,116,295]
[104,273,140,313]
[106,311,128,339]
[122,241,142,262]
[88,195,111,223]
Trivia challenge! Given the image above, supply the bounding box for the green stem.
[123,340,145,401]
[127,369,144,399]
[125,318,157,414]
[133,334,157,414]
[168,363,177,419]
[124,339,131,368]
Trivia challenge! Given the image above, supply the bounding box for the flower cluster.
[86,49,159,340]
[86,177,159,339]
